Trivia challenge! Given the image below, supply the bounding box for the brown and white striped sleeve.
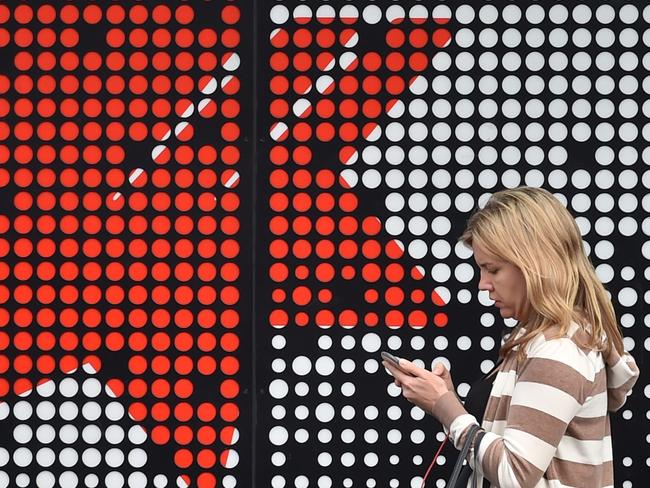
[604,349,639,412]
[434,335,594,488]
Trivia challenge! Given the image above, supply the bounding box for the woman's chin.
[498,308,513,318]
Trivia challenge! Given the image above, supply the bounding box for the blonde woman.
[384,187,639,488]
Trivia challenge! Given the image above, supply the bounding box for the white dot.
[270,5,289,24]
[271,406,285,420]
[14,424,33,444]
[37,448,55,467]
[362,5,381,24]
[455,193,475,212]
[619,193,638,213]
[59,447,78,468]
[501,146,521,165]
[128,425,146,445]
[433,336,448,350]
[457,289,472,304]
[36,424,55,444]
[596,264,614,283]
[618,288,638,307]
[105,402,124,421]
[341,359,355,374]
[408,216,428,235]
[272,335,286,350]
[453,263,474,283]
[457,383,471,397]
[571,193,591,213]
[457,336,472,351]
[501,169,521,188]
[295,382,309,397]
[317,453,332,467]
[595,170,615,189]
[271,358,286,373]
[595,194,615,212]
[481,360,496,373]
[478,4,497,24]
[59,424,79,444]
[620,5,639,23]
[269,379,289,399]
[82,402,101,421]
[36,472,55,488]
[83,448,101,468]
[292,356,312,376]
[59,472,78,488]
[59,378,79,398]
[619,217,638,236]
[13,447,32,467]
[269,426,289,446]
[0,448,9,466]
[106,472,126,488]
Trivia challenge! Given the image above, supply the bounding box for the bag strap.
[471,431,486,488]
[447,424,480,487]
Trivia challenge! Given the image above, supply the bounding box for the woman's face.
[473,242,529,321]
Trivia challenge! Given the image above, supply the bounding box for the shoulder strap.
[447,424,480,488]
[471,431,487,488]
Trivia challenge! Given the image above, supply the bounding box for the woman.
[383,187,639,488]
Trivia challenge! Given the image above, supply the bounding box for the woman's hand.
[383,358,452,416]
[432,362,454,392]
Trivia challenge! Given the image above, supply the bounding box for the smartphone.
[381,351,413,375]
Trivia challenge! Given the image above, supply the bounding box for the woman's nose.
[478,272,492,291]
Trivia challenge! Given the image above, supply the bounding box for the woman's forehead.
[471,242,503,266]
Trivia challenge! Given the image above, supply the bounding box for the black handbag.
[446,424,486,488]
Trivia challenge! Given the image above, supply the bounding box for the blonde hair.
[459,187,623,358]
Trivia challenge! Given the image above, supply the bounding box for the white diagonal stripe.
[447,413,477,449]
[224,172,240,188]
[556,435,612,465]
[129,168,144,184]
[503,427,556,472]
[175,121,189,137]
[180,103,194,118]
[578,391,607,418]
[152,145,167,160]
[497,449,523,488]
[608,355,637,389]
[491,369,517,398]
[270,123,288,141]
[526,337,597,381]
[200,76,217,94]
[510,382,581,423]
[198,98,212,113]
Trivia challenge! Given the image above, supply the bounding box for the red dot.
[221,5,240,24]
[175,5,194,24]
[434,313,448,327]
[14,5,34,24]
[152,5,171,24]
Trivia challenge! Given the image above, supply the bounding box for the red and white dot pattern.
[0,1,647,487]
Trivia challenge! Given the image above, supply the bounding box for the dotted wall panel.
[0,2,647,488]
[0,3,251,488]
[258,2,646,488]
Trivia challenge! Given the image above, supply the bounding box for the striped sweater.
[432,322,640,488]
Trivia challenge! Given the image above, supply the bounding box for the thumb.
[432,362,446,375]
